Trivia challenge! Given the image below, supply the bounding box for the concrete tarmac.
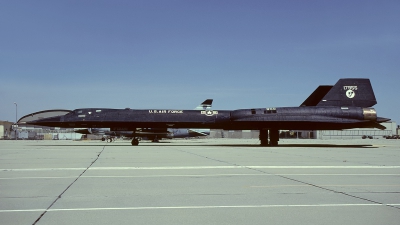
[1,138,400,225]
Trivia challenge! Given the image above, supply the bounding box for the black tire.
[131,139,139,146]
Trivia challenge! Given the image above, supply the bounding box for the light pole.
[14,102,17,140]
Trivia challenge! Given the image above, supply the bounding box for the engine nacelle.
[363,108,377,121]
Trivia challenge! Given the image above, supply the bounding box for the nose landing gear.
[131,138,139,146]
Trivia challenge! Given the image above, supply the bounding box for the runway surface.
[1,138,400,225]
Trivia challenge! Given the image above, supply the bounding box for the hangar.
[1,110,82,140]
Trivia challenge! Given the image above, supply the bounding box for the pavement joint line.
[32,144,108,225]
[246,166,400,211]
[2,203,400,213]
[171,150,400,211]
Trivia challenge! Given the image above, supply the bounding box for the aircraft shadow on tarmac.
[206,144,376,148]
[29,142,377,148]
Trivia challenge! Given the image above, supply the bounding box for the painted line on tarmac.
[251,184,400,188]
[2,203,400,213]
[1,168,86,171]
[90,166,400,170]
[1,173,399,180]
[3,165,400,171]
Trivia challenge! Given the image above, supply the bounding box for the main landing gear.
[259,129,279,146]
[131,130,140,146]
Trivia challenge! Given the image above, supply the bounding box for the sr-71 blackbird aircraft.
[27,78,390,146]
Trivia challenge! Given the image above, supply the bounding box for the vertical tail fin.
[194,99,213,110]
[316,78,377,107]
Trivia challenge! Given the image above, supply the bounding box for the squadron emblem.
[346,90,355,98]
[201,110,218,116]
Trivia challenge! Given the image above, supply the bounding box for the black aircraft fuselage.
[34,106,381,131]
[26,79,390,146]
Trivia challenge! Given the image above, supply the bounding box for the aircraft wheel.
[270,141,278,146]
[260,139,268,146]
[131,139,139,146]
[101,137,105,141]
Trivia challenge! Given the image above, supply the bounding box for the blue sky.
[1,0,399,124]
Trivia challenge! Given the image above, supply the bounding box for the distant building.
[315,122,396,139]
[209,121,397,140]
[0,121,14,139]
